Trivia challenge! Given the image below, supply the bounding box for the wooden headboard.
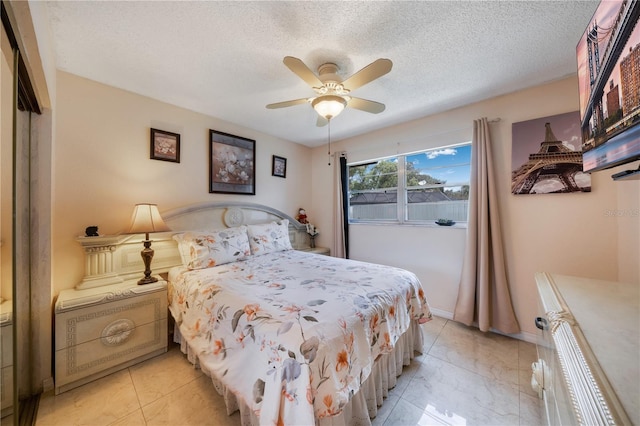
[75,202,308,290]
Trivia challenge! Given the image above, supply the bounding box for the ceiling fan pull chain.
[328,119,332,166]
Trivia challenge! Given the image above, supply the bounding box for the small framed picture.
[210,129,256,195]
[150,128,180,163]
[272,155,287,178]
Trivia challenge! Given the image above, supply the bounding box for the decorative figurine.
[85,226,99,237]
[296,208,308,224]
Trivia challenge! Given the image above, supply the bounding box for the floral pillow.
[247,220,292,255]
[173,226,251,270]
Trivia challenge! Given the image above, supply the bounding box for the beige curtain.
[332,152,347,258]
[453,118,519,334]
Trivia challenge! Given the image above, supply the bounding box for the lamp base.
[137,275,159,285]
[138,239,158,285]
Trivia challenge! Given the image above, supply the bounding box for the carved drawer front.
[55,290,167,392]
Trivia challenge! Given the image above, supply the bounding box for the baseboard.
[41,377,54,393]
[428,308,539,344]
[429,307,453,320]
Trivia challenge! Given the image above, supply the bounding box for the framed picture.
[511,111,590,194]
[150,128,180,163]
[209,129,256,195]
[272,155,287,178]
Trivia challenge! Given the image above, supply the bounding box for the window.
[348,158,399,221]
[348,143,471,224]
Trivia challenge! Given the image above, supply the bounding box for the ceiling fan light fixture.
[312,95,347,120]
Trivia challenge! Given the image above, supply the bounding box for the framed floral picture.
[150,128,180,163]
[209,129,256,195]
[272,155,287,178]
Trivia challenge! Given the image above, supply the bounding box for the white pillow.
[247,220,292,255]
[173,226,251,270]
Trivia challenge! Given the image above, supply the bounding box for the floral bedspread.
[168,250,432,425]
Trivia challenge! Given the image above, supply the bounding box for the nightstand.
[0,300,13,416]
[54,278,168,394]
[299,246,330,256]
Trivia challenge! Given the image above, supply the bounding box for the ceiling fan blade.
[283,56,323,88]
[342,58,392,92]
[348,97,386,114]
[266,98,310,109]
[316,116,328,127]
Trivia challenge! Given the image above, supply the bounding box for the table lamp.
[125,203,171,285]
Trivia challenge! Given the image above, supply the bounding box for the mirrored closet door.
[1,13,15,420]
[2,3,42,424]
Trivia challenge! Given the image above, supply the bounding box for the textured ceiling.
[45,1,598,147]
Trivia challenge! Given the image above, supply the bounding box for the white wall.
[616,177,640,283]
[311,76,640,338]
[53,71,312,294]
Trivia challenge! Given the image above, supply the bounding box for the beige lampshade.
[312,95,347,120]
[126,203,171,235]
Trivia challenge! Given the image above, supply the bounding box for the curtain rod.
[339,117,501,158]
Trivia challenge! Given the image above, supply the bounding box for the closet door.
[1,15,16,420]
[2,3,43,424]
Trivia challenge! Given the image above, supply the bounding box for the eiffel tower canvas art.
[511,111,592,194]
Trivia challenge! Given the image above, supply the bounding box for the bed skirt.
[174,320,424,426]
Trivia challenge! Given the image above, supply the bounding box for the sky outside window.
[407,144,471,186]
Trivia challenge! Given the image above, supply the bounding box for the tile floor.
[32,317,544,425]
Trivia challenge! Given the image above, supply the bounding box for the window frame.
[347,142,471,226]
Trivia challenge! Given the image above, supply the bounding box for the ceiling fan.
[266,56,392,126]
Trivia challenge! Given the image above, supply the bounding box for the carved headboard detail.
[75,202,308,290]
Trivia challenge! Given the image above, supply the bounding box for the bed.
[161,203,432,425]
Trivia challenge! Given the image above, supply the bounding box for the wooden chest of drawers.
[54,279,168,394]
